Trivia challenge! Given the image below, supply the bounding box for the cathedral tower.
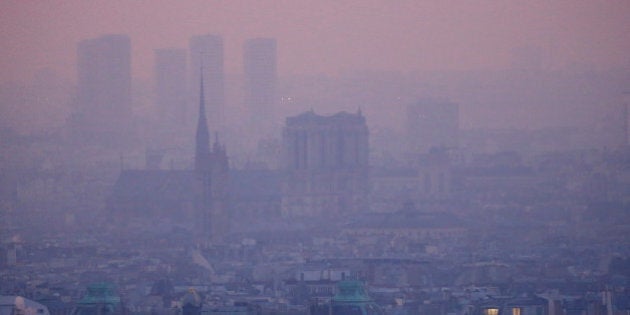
[281,110,369,217]
[194,71,229,242]
[195,72,210,172]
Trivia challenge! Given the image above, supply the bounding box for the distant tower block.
[244,38,278,137]
[154,48,187,126]
[71,34,132,147]
[189,34,225,131]
[281,111,369,217]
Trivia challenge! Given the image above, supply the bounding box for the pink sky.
[1,0,629,83]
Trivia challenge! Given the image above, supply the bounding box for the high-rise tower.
[71,34,132,146]
[189,34,224,132]
[154,48,187,126]
[244,38,277,137]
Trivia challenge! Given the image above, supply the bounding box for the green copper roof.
[332,281,372,303]
[77,282,121,306]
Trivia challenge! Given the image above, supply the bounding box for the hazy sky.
[1,0,629,84]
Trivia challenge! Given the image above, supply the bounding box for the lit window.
[512,307,521,315]
[484,309,499,315]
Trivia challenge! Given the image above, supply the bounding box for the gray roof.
[347,210,464,230]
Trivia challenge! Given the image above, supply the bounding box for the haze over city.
[1,1,629,315]
[2,1,629,82]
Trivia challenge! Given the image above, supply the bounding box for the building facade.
[281,111,369,217]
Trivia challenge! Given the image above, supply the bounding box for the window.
[512,307,521,315]
[484,308,499,315]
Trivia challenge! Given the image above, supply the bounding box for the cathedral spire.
[195,65,210,171]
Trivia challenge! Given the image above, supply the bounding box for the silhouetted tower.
[208,135,229,241]
[244,38,277,137]
[195,72,211,172]
[194,70,229,242]
[71,34,132,147]
[189,34,225,132]
[154,48,187,126]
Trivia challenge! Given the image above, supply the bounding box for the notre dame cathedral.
[109,73,230,244]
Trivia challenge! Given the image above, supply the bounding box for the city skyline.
[1,1,629,84]
[1,2,630,313]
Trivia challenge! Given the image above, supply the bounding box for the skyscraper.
[154,48,187,126]
[244,38,277,136]
[71,34,132,146]
[189,34,224,132]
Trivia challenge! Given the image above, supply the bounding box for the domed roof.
[181,288,201,307]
